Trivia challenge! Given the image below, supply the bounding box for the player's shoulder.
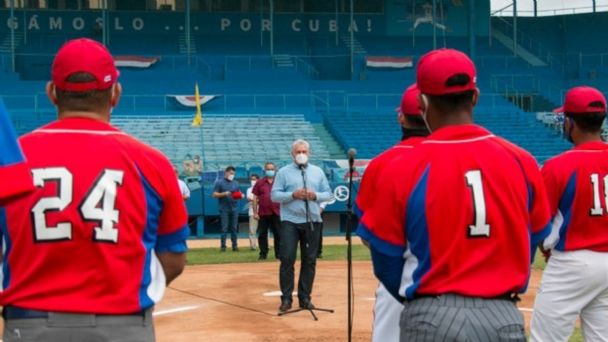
[490,135,539,166]
[541,148,583,175]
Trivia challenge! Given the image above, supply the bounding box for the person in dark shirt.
[213,166,242,252]
[253,162,281,260]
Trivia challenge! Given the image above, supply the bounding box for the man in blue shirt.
[271,139,332,312]
[213,166,242,252]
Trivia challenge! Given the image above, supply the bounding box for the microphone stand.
[278,164,334,321]
[346,156,355,342]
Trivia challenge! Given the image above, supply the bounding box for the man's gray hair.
[291,139,310,152]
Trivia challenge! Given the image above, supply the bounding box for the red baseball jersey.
[0,105,33,200]
[359,124,551,300]
[541,141,608,252]
[355,137,425,217]
[0,118,189,314]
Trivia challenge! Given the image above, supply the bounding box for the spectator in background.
[253,162,281,260]
[212,166,242,252]
[246,174,259,251]
[192,154,203,175]
[174,165,190,201]
[182,157,198,177]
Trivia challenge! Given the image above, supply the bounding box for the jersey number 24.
[30,167,124,243]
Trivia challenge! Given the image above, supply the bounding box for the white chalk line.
[153,305,200,316]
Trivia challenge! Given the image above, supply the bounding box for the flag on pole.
[192,83,202,127]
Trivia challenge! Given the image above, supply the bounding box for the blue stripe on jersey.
[555,172,577,251]
[370,248,405,302]
[356,223,406,257]
[138,172,163,310]
[156,225,189,252]
[0,208,12,289]
[0,103,24,166]
[404,166,431,300]
[353,203,363,219]
[357,223,405,301]
[528,179,552,257]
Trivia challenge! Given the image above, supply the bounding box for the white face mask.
[295,153,308,166]
[227,174,235,181]
[251,180,256,186]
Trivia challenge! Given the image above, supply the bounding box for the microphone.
[347,148,357,169]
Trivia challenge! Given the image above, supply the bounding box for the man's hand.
[224,191,231,197]
[306,190,317,200]
[254,213,260,220]
[292,188,307,200]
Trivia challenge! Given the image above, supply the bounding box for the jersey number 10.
[465,170,491,237]
[30,167,124,243]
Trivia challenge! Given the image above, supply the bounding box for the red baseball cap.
[416,48,476,96]
[52,38,119,92]
[396,83,422,116]
[554,86,607,114]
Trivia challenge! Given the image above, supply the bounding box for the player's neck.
[573,133,603,146]
[433,111,473,130]
[58,111,110,123]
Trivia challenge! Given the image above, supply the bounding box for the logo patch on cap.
[104,75,112,83]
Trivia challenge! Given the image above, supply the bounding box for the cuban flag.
[366,56,413,69]
[114,56,160,68]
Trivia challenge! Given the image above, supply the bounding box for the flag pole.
[192,82,205,178]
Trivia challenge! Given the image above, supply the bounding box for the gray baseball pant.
[400,294,526,342]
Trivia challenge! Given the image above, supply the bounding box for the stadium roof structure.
[492,0,608,17]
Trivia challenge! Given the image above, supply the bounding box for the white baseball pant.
[372,282,403,342]
[531,249,608,342]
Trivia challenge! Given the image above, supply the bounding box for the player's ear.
[397,112,406,126]
[472,88,480,106]
[110,82,122,108]
[418,94,429,112]
[46,82,58,105]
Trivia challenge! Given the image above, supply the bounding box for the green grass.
[532,254,547,270]
[186,244,372,265]
[186,244,551,269]
[570,329,583,342]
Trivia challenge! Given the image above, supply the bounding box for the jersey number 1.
[465,170,491,237]
[31,167,124,243]
[590,173,608,216]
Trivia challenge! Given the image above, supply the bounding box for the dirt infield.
[154,259,542,342]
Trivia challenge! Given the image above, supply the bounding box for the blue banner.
[0,10,385,36]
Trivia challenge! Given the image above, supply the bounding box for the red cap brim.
[553,106,564,113]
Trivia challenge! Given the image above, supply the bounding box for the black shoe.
[232,246,239,252]
[258,255,267,260]
[299,300,315,310]
[317,253,323,259]
[279,301,292,312]
[220,246,226,252]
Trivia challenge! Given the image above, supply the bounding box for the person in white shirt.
[246,174,259,250]
[174,166,190,201]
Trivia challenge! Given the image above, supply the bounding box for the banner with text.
[0,11,385,36]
